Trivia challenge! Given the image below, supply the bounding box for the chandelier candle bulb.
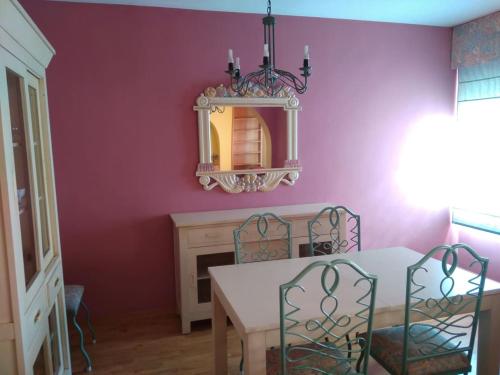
[264,43,270,57]
[227,49,234,64]
[304,45,310,60]
[235,57,240,70]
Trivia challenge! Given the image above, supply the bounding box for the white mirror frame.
[194,87,302,193]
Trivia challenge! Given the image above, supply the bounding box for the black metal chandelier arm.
[229,76,249,96]
[228,67,308,96]
[229,69,267,95]
[251,68,286,96]
[273,69,308,94]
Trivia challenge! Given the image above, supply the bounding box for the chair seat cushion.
[65,285,84,314]
[265,342,360,374]
[362,325,470,375]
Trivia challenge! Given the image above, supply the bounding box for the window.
[449,12,500,234]
[452,82,500,234]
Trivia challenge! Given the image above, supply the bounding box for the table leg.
[243,332,266,375]
[212,288,227,375]
[477,296,500,375]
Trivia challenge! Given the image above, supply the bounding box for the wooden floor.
[69,310,478,374]
[70,310,242,374]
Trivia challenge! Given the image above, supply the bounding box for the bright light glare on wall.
[396,115,455,210]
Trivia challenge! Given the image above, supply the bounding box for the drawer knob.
[205,233,220,238]
[34,310,41,323]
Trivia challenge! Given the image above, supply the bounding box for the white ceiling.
[49,0,500,27]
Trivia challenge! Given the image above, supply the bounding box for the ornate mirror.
[194,85,301,193]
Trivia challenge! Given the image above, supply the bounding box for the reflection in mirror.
[210,107,286,171]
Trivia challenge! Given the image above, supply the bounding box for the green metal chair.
[360,243,488,375]
[234,213,292,373]
[233,212,292,264]
[265,259,378,374]
[308,206,361,257]
[65,285,96,372]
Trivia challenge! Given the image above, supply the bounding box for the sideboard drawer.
[188,226,234,247]
[187,220,300,248]
[292,219,313,237]
[292,216,337,238]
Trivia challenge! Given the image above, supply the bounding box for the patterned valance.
[452,11,500,69]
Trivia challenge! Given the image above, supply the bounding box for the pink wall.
[21,0,459,315]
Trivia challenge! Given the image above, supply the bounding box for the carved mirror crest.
[194,85,302,193]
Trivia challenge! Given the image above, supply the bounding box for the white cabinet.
[171,203,342,334]
[0,1,71,373]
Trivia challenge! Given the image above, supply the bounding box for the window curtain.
[452,11,500,102]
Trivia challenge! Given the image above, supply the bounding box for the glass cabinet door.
[48,303,62,375]
[5,66,56,293]
[6,69,39,289]
[26,75,54,268]
[32,341,50,375]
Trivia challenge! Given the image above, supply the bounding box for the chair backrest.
[402,244,489,374]
[279,259,377,375]
[233,212,292,264]
[308,206,361,256]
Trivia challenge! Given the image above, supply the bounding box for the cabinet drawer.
[292,217,334,238]
[47,263,63,308]
[23,286,48,352]
[187,217,337,248]
[187,226,234,247]
[188,221,300,248]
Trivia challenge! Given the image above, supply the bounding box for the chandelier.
[225,0,311,97]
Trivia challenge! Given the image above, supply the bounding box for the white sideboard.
[171,203,344,334]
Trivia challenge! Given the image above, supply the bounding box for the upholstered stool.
[65,285,96,372]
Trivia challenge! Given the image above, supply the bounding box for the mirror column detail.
[0,1,71,374]
[197,107,213,171]
[286,108,299,165]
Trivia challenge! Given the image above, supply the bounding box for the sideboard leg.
[181,318,191,334]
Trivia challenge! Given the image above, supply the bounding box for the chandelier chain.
[267,0,271,16]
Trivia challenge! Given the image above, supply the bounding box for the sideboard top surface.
[171,202,333,228]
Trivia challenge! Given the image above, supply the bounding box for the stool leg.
[80,301,96,344]
[240,340,244,375]
[73,314,92,372]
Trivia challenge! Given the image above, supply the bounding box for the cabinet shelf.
[196,252,234,304]
[232,116,263,169]
[197,273,210,281]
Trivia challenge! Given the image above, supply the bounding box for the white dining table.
[209,247,500,375]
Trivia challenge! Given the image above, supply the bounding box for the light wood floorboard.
[69,310,478,374]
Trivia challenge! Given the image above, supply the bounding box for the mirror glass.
[210,107,287,171]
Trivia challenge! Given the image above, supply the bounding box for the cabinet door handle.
[34,310,41,323]
[205,232,220,239]
[54,278,60,287]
